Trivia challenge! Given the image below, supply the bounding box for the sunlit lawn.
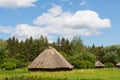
[0,68,120,80]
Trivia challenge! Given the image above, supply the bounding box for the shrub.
[2,62,16,70]
[2,58,29,68]
[16,61,30,68]
[104,62,115,68]
[72,60,81,68]
[73,60,94,69]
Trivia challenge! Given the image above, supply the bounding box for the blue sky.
[0,0,120,46]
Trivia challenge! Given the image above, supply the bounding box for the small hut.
[95,60,105,68]
[116,62,120,68]
[28,46,73,71]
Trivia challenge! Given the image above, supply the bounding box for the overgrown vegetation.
[0,36,120,69]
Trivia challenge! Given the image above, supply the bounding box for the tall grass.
[0,68,120,80]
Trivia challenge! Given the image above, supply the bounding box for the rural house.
[28,46,73,71]
[116,62,120,68]
[95,60,105,68]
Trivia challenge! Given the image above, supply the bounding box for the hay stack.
[28,46,73,71]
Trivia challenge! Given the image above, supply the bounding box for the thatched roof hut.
[95,60,105,68]
[28,46,73,71]
[116,62,120,68]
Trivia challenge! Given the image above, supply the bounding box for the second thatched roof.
[95,60,105,68]
[116,62,120,68]
[28,46,73,71]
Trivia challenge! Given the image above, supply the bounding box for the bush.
[73,60,94,69]
[104,62,115,68]
[1,58,17,70]
[16,61,30,68]
[2,62,16,70]
[72,60,81,68]
[2,58,29,68]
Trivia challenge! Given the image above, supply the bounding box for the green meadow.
[0,68,120,80]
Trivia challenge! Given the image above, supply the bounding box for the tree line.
[0,36,120,70]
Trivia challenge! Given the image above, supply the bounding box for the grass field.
[0,68,120,80]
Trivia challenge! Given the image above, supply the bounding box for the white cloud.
[64,10,111,29]
[0,26,14,33]
[1,5,111,41]
[0,0,37,9]
[80,0,86,6]
[11,24,49,40]
[34,5,111,36]
[48,5,62,16]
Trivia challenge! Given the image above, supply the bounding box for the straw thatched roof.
[95,60,104,68]
[28,46,73,71]
[116,62,120,68]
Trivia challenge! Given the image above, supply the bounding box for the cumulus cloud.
[1,5,111,41]
[64,10,110,29]
[0,0,37,9]
[11,24,50,40]
[0,26,14,33]
[34,5,111,36]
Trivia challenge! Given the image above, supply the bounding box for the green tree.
[29,36,48,61]
[103,51,120,64]
[71,36,84,54]
[88,45,104,61]
[0,48,5,67]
